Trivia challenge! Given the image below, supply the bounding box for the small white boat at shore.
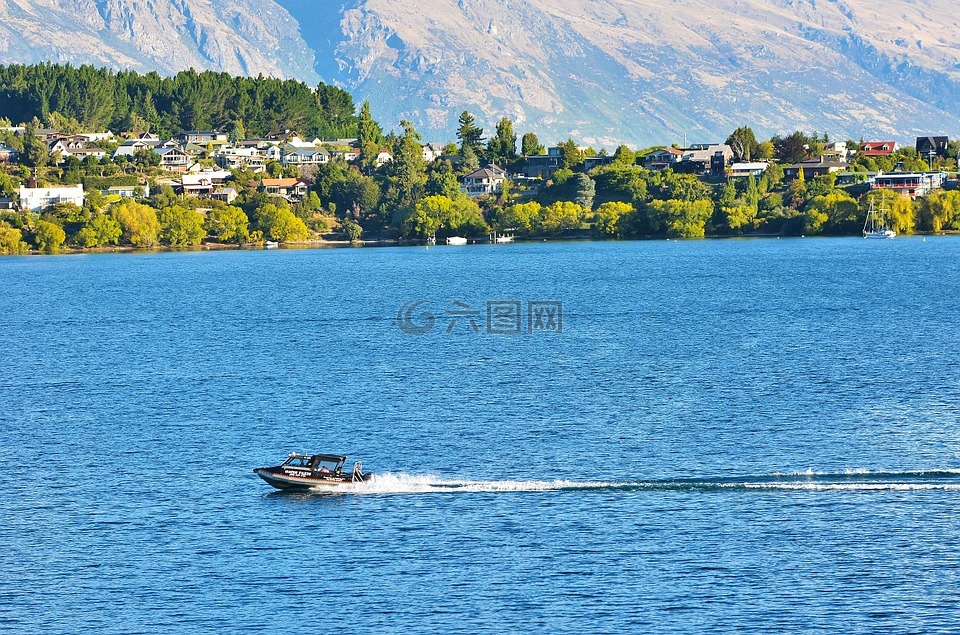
[446,236,468,245]
[264,240,279,249]
[495,235,514,243]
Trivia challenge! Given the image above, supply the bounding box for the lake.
[3,237,960,633]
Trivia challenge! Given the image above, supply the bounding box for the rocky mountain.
[2,0,960,146]
[0,0,318,83]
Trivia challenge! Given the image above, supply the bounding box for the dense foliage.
[0,63,357,139]
[2,64,960,253]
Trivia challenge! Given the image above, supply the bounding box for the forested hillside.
[0,64,357,139]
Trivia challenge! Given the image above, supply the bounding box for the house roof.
[861,141,897,156]
[463,167,505,179]
[260,178,305,187]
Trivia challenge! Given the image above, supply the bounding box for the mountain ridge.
[2,0,960,146]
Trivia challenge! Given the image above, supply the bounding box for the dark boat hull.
[253,467,372,490]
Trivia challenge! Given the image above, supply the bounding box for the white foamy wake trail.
[308,473,618,495]
[300,470,960,495]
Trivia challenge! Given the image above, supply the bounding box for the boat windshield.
[283,456,312,468]
[313,458,342,473]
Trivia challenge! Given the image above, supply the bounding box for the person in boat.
[319,466,330,474]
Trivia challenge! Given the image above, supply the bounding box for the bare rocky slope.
[3,0,960,145]
[0,0,318,84]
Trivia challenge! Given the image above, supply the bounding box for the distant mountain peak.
[2,0,960,145]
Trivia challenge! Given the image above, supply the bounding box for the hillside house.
[211,187,238,204]
[106,184,149,199]
[49,137,107,162]
[157,146,190,171]
[258,178,308,202]
[860,141,898,157]
[583,155,616,171]
[178,130,228,145]
[376,149,393,167]
[916,136,949,160]
[179,170,231,197]
[216,146,266,171]
[728,162,769,178]
[872,171,946,199]
[520,147,564,179]
[19,184,84,211]
[113,138,161,159]
[461,166,506,196]
[0,145,19,163]
[679,144,733,176]
[423,142,445,162]
[783,159,846,181]
[282,147,330,167]
[643,147,684,171]
[329,148,359,162]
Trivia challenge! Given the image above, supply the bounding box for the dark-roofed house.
[0,144,19,163]
[461,166,506,196]
[583,155,616,171]
[282,146,330,167]
[157,146,190,171]
[916,136,949,160]
[783,159,847,181]
[520,148,564,179]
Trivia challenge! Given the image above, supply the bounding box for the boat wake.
[295,469,960,495]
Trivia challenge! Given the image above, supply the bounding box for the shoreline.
[4,231,958,257]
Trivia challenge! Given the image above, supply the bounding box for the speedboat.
[446,236,468,245]
[254,453,371,489]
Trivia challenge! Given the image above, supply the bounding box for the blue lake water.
[3,237,960,633]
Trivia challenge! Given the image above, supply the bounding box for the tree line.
[3,63,960,254]
[0,63,356,139]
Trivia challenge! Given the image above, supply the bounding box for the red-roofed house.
[860,141,899,157]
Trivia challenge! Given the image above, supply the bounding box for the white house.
[216,146,266,171]
[113,138,161,159]
[461,167,505,196]
[19,184,84,211]
[729,162,770,178]
[423,142,445,162]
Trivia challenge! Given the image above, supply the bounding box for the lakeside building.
[461,165,506,196]
[871,171,946,199]
[19,184,84,211]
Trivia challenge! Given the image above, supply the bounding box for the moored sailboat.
[863,192,896,239]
